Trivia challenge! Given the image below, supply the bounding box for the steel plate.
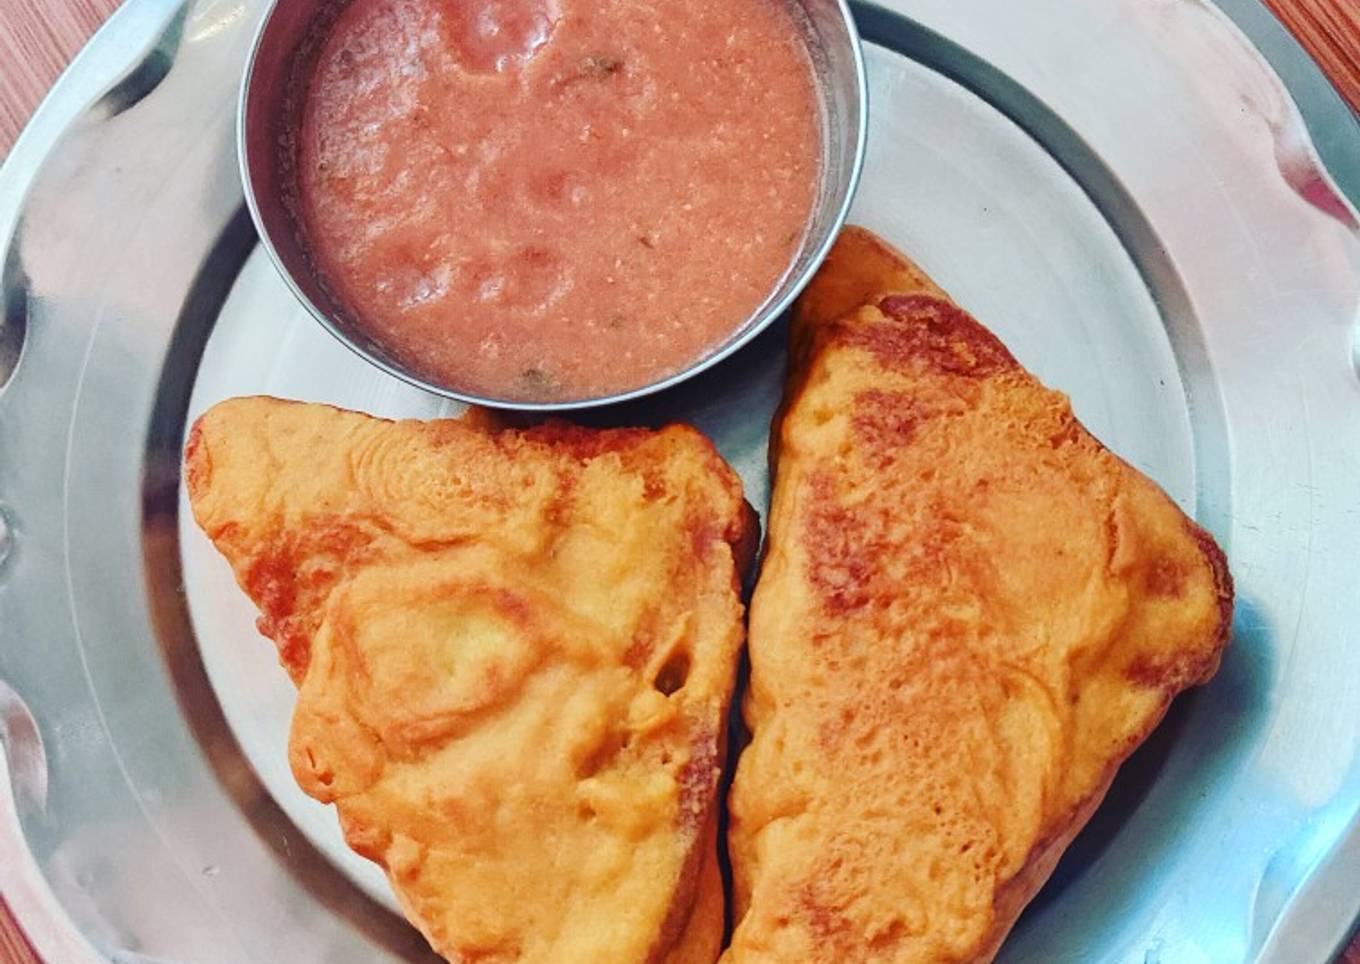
[2,1,1359,962]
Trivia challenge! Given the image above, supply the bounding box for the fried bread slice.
[725,228,1233,963]
[667,820,727,964]
[186,397,756,964]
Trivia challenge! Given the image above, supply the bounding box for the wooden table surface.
[1,0,1357,962]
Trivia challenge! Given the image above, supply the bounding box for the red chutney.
[295,0,821,401]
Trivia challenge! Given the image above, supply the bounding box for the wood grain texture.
[0,0,123,154]
[0,0,1356,962]
[0,899,36,964]
[1263,0,1360,111]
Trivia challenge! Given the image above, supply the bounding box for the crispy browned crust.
[966,752,1120,964]
[657,576,754,964]
[647,730,721,964]
[960,520,1231,964]
[664,817,727,964]
[725,227,1234,963]
[186,398,751,964]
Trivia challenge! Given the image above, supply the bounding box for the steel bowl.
[238,0,868,411]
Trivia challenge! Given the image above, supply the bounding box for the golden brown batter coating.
[665,819,727,964]
[725,228,1233,963]
[186,397,755,963]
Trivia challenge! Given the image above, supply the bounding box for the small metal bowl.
[239,0,868,411]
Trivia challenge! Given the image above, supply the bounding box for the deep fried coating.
[186,397,756,963]
[725,228,1233,963]
[666,820,727,964]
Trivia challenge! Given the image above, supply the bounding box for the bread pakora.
[185,397,757,963]
[724,228,1234,963]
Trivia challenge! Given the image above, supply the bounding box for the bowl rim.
[237,0,870,412]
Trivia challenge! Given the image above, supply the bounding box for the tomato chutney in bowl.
[241,0,867,408]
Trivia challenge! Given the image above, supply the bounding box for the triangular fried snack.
[725,228,1232,962]
[186,397,756,963]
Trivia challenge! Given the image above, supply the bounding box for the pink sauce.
[295,0,821,401]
